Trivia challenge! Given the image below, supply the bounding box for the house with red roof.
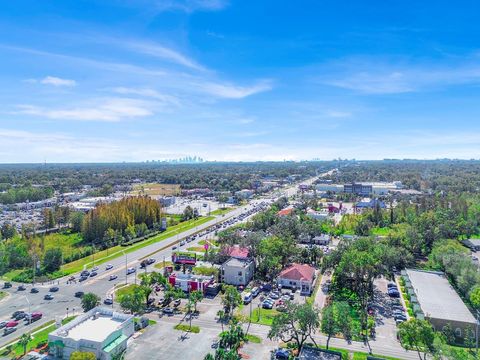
[225,245,250,259]
[277,207,294,216]
[277,263,316,295]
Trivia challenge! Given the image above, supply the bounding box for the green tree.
[469,286,480,309]
[189,290,204,313]
[19,333,32,355]
[81,292,100,312]
[268,302,320,351]
[398,319,435,360]
[119,291,144,314]
[321,301,352,349]
[42,248,63,273]
[221,285,242,318]
[70,211,84,233]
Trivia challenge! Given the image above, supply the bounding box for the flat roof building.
[403,269,476,338]
[48,307,134,360]
[221,257,254,286]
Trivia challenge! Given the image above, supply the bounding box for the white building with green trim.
[48,307,134,360]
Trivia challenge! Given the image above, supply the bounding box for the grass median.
[61,216,214,276]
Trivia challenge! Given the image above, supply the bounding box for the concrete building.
[355,198,386,210]
[277,263,316,295]
[221,257,254,286]
[306,208,329,220]
[235,189,254,199]
[48,307,134,360]
[402,269,476,338]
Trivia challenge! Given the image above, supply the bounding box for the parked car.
[243,292,253,304]
[173,299,181,307]
[103,298,113,305]
[2,282,12,289]
[109,275,118,281]
[274,348,290,360]
[105,264,113,270]
[17,285,26,291]
[49,286,59,292]
[395,318,405,325]
[387,283,397,289]
[394,313,407,321]
[44,293,54,300]
[3,327,16,336]
[262,300,274,309]
[30,288,39,293]
[162,308,174,316]
[74,291,84,298]
[251,287,260,297]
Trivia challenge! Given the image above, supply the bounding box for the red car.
[6,320,18,328]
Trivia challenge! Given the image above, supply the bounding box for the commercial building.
[402,269,476,338]
[277,263,316,295]
[235,189,255,199]
[168,273,214,293]
[315,181,402,196]
[48,307,134,360]
[221,257,254,286]
[306,208,329,221]
[298,346,342,360]
[355,198,386,210]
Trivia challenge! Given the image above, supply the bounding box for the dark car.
[394,313,407,321]
[90,271,98,277]
[3,282,12,289]
[11,311,24,319]
[79,276,88,282]
[147,258,156,265]
[14,313,26,321]
[80,270,90,277]
[74,291,84,298]
[387,283,397,289]
[3,327,16,336]
[49,286,59,292]
[17,285,26,291]
[162,308,174,316]
[30,288,39,293]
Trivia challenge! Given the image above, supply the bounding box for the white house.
[221,257,254,286]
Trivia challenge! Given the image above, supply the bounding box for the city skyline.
[1,1,480,162]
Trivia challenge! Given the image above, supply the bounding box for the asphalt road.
[0,175,321,347]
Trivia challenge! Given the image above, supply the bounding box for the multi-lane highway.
[0,174,323,347]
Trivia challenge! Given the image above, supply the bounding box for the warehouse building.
[402,269,476,338]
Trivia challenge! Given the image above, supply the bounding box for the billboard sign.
[172,252,197,265]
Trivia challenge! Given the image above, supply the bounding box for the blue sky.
[1,0,480,162]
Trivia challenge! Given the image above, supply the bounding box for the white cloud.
[325,110,352,118]
[111,87,180,106]
[41,76,77,87]
[24,76,77,87]
[15,98,153,122]
[196,80,272,99]
[120,40,205,71]
[321,56,480,94]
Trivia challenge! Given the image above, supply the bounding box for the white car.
[105,264,113,270]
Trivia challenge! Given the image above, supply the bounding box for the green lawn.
[115,284,140,298]
[245,334,262,343]
[210,207,235,216]
[61,216,214,276]
[249,308,279,326]
[1,269,24,281]
[0,291,8,300]
[154,261,172,270]
[186,246,206,253]
[371,227,393,236]
[174,324,200,333]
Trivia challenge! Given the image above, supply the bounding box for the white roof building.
[48,307,134,360]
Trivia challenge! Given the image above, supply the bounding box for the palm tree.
[19,333,32,355]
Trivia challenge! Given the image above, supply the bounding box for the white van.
[243,292,253,304]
